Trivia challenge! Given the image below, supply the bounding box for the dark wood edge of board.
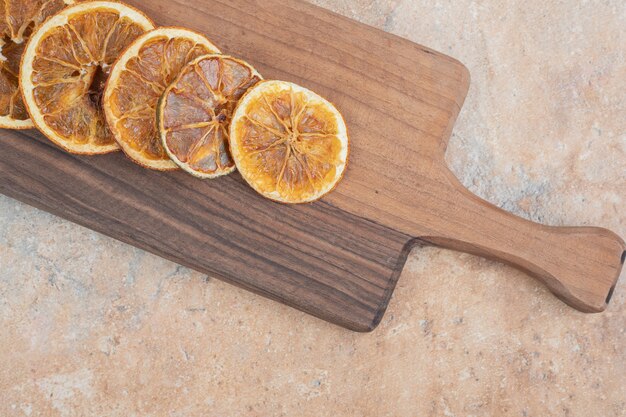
[366,238,428,332]
[2,130,428,332]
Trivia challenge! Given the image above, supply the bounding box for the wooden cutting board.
[1,0,624,331]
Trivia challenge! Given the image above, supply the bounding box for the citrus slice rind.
[0,0,80,129]
[229,80,349,204]
[104,27,221,171]
[20,1,154,154]
[158,54,263,179]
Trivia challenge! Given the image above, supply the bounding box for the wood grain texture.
[2,130,414,331]
[0,0,624,331]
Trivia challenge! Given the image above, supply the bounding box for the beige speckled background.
[1,1,625,416]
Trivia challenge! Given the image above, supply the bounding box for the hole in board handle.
[606,284,616,305]
[606,251,625,306]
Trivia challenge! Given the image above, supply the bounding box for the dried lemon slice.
[0,0,82,129]
[104,27,221,170]
[158,54,262,178]
[20,1,154,153]
[230,80,349,204]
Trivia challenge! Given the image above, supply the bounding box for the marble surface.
[1,1,625,416]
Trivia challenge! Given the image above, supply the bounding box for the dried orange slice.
[104,28,221,170]
[0,0,82,129]
[20,1,154,154]
[158,54,262,179]
[230,80,349,204]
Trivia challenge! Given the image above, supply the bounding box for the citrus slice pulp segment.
[158,54,262,178]
[104,28,221,171]
[229,80,349,204]
[0,0,81,129]
[20,1,154,154]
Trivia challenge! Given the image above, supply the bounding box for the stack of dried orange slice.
[6,0,349,204]
[105,27,221,170]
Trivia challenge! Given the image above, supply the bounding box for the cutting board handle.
[419,168,625,313]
